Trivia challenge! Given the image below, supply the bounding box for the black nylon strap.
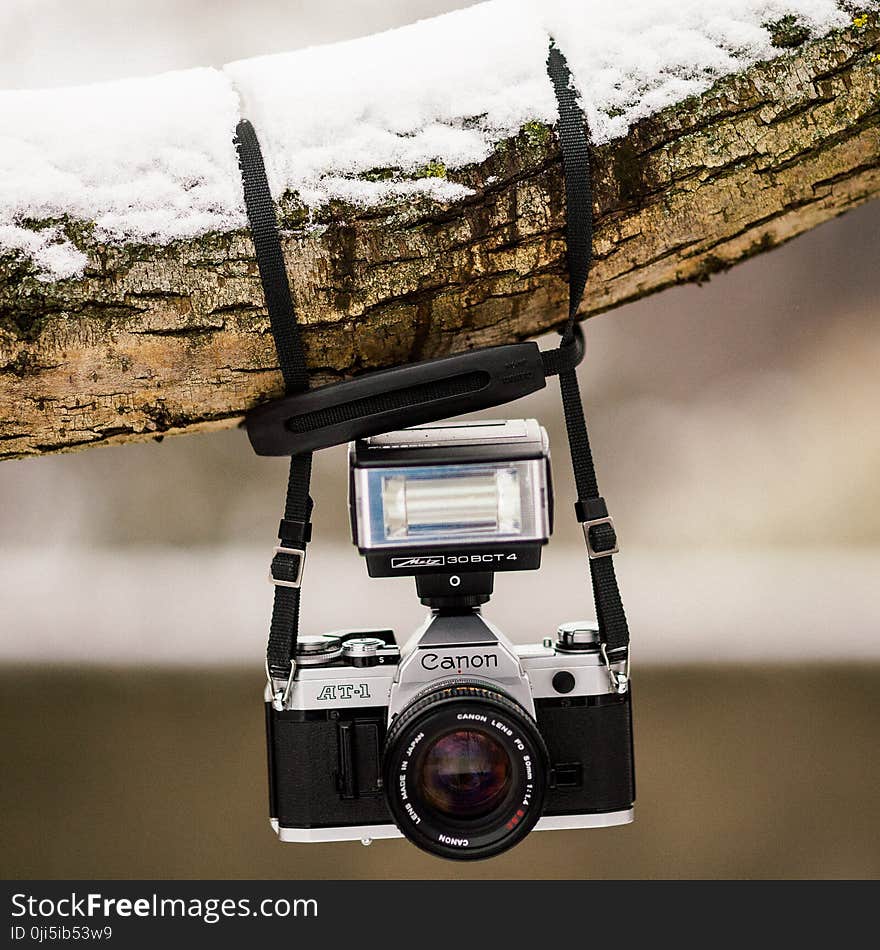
[547,42,630,660]
[547,43,593,337]
[236,119,309,395]
[265,454,313,679]
[235,119,313,682]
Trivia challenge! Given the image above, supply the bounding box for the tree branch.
[1,21,878,459]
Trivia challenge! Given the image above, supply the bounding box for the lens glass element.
[417,728,512,820]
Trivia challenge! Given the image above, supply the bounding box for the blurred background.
[1,1,878,880]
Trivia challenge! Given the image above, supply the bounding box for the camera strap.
[235,119,315,687]
[235,39,629,699]
[546,42,630,682]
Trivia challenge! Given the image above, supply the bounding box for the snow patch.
[0,225,87,281]
[0,68,244,278]
[224,1,555,207]
[0,0,851,279]
[542,0,849,142]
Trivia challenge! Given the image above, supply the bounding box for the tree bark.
[1,22,878,460]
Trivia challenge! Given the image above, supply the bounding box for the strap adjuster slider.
[270,546,306,588]
[582,516,619,559]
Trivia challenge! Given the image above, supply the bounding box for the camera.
[265,420,634,860]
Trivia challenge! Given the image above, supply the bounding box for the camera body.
[266,617,634,860]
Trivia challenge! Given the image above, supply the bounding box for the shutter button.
[556,620,601,652]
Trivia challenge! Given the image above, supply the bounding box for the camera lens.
[383,685,547,861]
[418,728,512,819]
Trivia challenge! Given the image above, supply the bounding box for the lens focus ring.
[383,685,548,861]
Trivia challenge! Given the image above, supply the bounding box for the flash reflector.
[382,468,521,539]
[361,461,545,545]
[350,419,552,577]
[381,466,524,540]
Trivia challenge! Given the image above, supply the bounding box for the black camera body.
[267,618,634,861]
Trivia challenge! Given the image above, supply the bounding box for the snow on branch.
[0,0,852,279]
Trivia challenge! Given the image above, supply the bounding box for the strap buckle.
[270,545,306,588]
[266,659,296,710]
[600,643,630,694]
[582,516,619,559]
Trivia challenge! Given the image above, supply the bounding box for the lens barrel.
[383,685,548,860]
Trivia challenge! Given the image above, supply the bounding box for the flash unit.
[349,419,552,578]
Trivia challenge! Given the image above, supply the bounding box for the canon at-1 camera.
[266,420,634,860]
